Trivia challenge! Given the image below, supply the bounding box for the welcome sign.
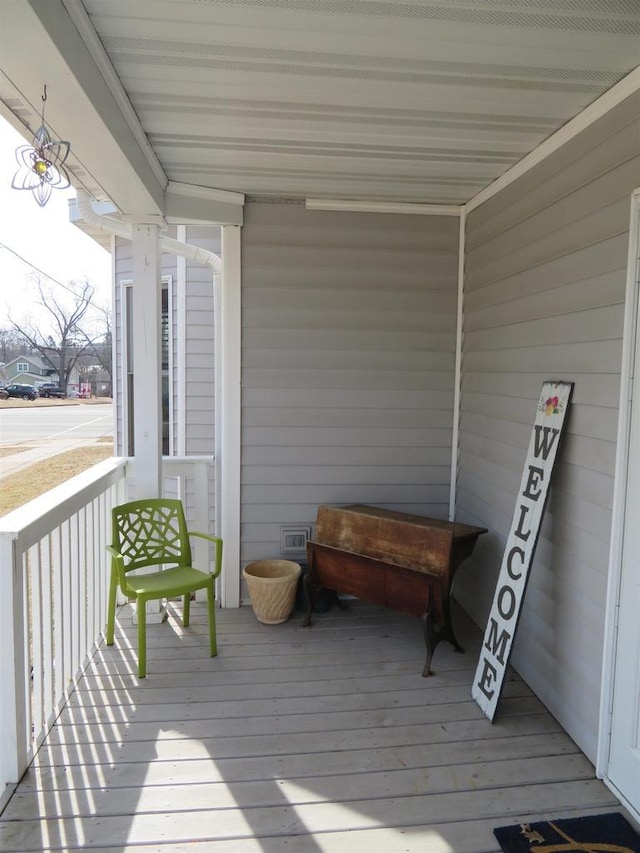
[472,381,573,721]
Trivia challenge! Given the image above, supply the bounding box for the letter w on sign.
[472,381,573,721]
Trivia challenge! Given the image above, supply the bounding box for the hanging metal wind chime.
[11,85,71,207]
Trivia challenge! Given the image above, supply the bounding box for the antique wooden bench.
[304,504,487,675]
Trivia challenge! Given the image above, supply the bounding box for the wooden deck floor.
[0,600,627,853]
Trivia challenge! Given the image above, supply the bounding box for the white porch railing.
[0,454,216,812]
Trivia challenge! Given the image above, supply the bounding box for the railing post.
[0,533,28,800]
[160,457,215,602]
[0,457,128,809]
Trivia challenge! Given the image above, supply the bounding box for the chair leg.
[183,592,191,627]
[207,580,217,657]
[106,568,118,646]
[137,596,147,679]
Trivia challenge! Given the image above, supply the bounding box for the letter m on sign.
[471,381,573,721]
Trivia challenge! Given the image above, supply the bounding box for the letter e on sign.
[471,381,573,721]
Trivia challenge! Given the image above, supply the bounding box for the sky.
[0,115,111,328]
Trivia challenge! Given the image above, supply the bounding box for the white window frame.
[120,275,173,457]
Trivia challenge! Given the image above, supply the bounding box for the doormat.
[494,812,640,852]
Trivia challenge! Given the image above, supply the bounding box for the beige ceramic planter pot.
[243,559,302,624]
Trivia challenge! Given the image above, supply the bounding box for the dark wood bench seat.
[304,504,487,675]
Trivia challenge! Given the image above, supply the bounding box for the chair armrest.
[188,531,223,578]
[106,544,132,594]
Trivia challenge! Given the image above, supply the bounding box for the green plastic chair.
[106,498,223,678]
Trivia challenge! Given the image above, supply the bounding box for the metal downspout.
[75,190,222,271]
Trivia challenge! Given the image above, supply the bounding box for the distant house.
[3,354,54,387]
[3,355,80,388]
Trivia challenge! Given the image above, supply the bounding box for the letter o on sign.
[497,585,516,621]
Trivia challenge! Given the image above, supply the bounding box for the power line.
[0,242,88,297]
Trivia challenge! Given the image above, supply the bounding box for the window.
[121,276,172,457]
[161,285,170,456]
[16,362,28,372]
[124,283,134,455]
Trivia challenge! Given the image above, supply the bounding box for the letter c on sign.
[507,546,526,581]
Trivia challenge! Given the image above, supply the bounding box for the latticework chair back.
[111,499,192,577]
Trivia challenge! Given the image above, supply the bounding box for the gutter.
[75,190,222,272]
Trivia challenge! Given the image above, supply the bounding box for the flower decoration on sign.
[539,394,562,416]
[11,85,71,207]
[545,395,560,415]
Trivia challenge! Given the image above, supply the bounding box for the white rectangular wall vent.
[280,525,312,554]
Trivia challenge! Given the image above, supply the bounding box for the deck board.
[0,600,627,852]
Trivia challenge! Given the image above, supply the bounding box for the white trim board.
[598,188,640,789]
[61,0,166,189]
[449,210,466,522]
[218,225,242,609]
[167,182,244,205]
[305,199,461,216]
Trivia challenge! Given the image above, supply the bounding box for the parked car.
[3,383,40,400]
[38,383,66,398]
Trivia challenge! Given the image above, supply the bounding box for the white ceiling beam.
[165,183,244,226]
[1,0,167,218]
[61,0,166,192]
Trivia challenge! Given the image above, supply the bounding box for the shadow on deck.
[0,600,624,852]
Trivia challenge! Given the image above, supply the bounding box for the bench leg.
[443,594,465,654]
[421,611,437,677]
[303,578,349,628]
[421,609,465,677]
[303,571,314,627]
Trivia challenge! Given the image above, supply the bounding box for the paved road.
[0,402,114,478]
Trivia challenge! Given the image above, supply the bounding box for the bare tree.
[0,327,29,364]
[9,276,104,391]
[78,304,112,383]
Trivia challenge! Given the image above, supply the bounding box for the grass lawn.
[0,443,113,516]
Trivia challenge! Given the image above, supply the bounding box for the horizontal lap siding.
[456,93,640,762]
[241,200,458,565]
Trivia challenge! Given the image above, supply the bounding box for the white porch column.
[218,225,242,607]
[131,224,162,498]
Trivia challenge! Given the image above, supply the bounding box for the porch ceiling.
[1,0,639,216]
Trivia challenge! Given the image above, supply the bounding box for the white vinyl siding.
[240,199,459,566]
[455,91,640,762]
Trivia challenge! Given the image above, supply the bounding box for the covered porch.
[1,0,640,837]
[0,598,623,853]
